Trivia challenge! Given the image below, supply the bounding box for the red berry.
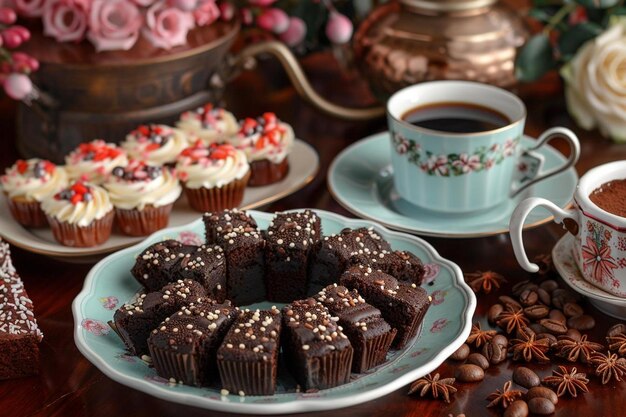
[70,194,83,205]
[72,182,88,195]
[16,159,28,174]
[43,161,56,173]
[0,8,16,25]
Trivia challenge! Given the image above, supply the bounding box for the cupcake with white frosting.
[104,160,182,236]
[176,140,250,212]
[42,180,114,247]
[65,140,128,184]
[228,112,294,186]
[177,104,238,144]
[1,159,68,227]
[122,124,188,166]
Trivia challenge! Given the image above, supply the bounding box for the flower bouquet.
[515,1,626,142]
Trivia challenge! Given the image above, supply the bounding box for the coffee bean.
[516,326,535,339]
[454,364,484,382]
[539,319,568,335]
[524,304,549,320]
[526,386,558,405]
[528,397,556,415]
[567,314,595,331]
[482,335,508,365]
[548,309,566,323]
[551,288,580,309]
[466,353,489,370]
[529,323,548,334]
[512,280,533,296]
[519,289,539,306]
[450,344,470,360]
[539,279,559,293]
[537,333,557,347]
[492,334,509,347]
[488,304,504,324]
[504,400,529,417]
[565,328,582,341]
[512,367,540,388]
[537,288,551,305]
[608,323,626,338]
[563,302,584,318]
[499,295,522,310]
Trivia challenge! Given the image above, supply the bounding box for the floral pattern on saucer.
[392,132,519,177]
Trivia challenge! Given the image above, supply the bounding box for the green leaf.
[574,0,620,9]
[557,22,603,60]
[515,34,556,82]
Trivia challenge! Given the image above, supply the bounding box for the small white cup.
[510,160,626,297]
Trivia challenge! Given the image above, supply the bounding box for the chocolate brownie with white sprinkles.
[131,239,196,292]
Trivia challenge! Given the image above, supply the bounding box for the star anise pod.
[496,305,530,335]
[511,331,550,362]
[590,351,626,384]
[556,334,604,363]
[543,366,589,397]
[607,332,626,356]
[486,380,523,409]
[466,322,497,348]
[464,270,507,294]
[408,373,457,403]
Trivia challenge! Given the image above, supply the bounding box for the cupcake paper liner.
[306,345,354,390]
[115,203,174,237]
[5,195,48,228]
[248,158,289,187]
[149,343,206,387]
[46,210,114,248]
[184,171,250,213]
[354,328,397,373]
[217,355,278,395]
[394,304,430,349]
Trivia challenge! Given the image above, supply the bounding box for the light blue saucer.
[328,132,579,238]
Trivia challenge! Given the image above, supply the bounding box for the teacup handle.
[510,127,581,198]
[509,197,580,272]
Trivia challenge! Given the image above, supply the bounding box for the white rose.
[561,18,626,142]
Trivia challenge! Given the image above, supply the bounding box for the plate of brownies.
[72,209,476,414]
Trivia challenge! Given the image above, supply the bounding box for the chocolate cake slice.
[148,301,236,386]
[350,250,426,286]
[282,299,353,390]
[217,307,282,395]
[131,239,197,292]
[113,279,208,356]
[340,265,431,349]
[203,209,258,244]
[178,245,227,302]
[221,225,266,306]
[265,210,321,302]
[309,227,391,293]
[0,239,43,380]
[315,284,396,373]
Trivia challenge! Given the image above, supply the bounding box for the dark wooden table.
[1,52,624,417]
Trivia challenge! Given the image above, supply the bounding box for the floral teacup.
[387,81,581,213]
[510,161,626,297]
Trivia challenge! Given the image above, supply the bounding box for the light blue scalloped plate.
[72,209,475,414]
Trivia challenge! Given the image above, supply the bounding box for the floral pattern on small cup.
[422,263,440,285]
[178,230,203,246]
[99,296,118,310]
[581,220,620,290]
[430,318,449,333]
[81,318,110,336]
[392,132,520,177]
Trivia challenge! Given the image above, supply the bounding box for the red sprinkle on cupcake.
[55,181,93,205]
[72,141,123,163]
[130,125,173,150]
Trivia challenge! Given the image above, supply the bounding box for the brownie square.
[340,265,431,349]
[0,261,43,380]
[217,307,282,395]
[221,226,266,306]
[178,245,227,302]
[265,210,321,302]
[203,209,258,244]
[113,279,208,356]
[308,227,391,293]
[350,250,426,286]
[131,239,197,292]
[282,299,353,390]
[148,301,236,386]
[315,284,396,373]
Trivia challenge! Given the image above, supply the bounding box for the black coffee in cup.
[401,102,510,134]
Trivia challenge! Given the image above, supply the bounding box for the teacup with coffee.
[387,81,581,213]
[510,160,626,297]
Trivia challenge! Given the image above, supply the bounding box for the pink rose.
[325,12,353,44]
[132,0,158,6]
[256,8,288,34]
[248,0,276,5]
[87,0,142,51]
[14,0,45,17]
[142,0,194,49]
[279,16,306,47]
[193,0,219,27]
[43,0,90,43]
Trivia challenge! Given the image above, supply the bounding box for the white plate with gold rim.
[0,140,318,260]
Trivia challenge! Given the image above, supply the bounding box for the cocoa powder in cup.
[589,179,626,217]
